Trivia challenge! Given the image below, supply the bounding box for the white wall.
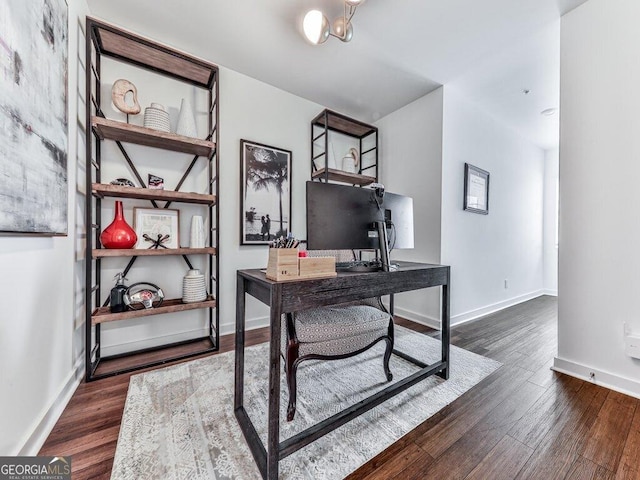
[0,0,89,455]
[217,69,322,333]
[543,148,559,295]
[441,87,545,324]
[376,88,444,327]
[554,0,640,397]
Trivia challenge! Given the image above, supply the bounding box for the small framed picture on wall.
[463,163,490,215]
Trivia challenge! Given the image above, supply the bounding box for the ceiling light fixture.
[302,0,366,45]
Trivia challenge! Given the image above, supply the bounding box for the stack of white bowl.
[143,103,170,132]
[182,269,207,303]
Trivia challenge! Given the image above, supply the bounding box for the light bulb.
[303,10,330,45]
[333,17,353,42]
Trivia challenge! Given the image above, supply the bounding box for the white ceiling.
[87,0,589,150]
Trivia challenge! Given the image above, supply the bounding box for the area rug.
[111,326,501,480]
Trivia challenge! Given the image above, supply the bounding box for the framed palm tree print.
[240,140,292,245]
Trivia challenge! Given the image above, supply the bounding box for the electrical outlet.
[504,279,508,289]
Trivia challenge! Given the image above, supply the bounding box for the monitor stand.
[376,221,391,272]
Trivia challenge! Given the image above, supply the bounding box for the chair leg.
[285,343,300,421]
[383,337,393,381]
[286,360,299,421]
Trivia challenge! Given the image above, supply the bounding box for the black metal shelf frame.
[84,18,220,381]
[310,109,379,184]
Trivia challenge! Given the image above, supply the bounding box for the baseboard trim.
[552,357,640,400]
[17,356,84,456]
[451,290,545,327]
[391,306,441,330]
[543,289,558,297]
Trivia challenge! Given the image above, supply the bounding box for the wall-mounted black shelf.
[310,109,378,185]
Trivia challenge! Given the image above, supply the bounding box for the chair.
[281,250,394,421]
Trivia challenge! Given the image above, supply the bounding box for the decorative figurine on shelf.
[342,147,359,174]
[109,273,129,313]
[110,177,136,187]
[143,233,170,249]
[111,79,141,117]
[123,282,165,310]
[148,173,164,190]
[100,201,137,249]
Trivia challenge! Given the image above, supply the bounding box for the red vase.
[100,201,137,249]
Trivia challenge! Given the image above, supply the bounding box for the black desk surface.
[238,261,449,313]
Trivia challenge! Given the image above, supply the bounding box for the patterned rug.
[111,326,501,479]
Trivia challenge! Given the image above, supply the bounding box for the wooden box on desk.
[298,256,337,279]
[266,248,299,281]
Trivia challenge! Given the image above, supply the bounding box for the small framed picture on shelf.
[463,163,490,215]
[134,208,180,249]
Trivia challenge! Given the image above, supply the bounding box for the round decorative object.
[182,269,207,303]
[111,79,141,115]
[110,177,135,187]
[123,282,164,310]
[100,201,137,249]
[143,104,170,132]
[333,17,353,42]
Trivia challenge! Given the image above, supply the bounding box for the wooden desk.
[235,261,450,480]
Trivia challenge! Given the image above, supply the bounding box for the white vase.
[342,148,359,173]
[182,269,207,303]
[190,215,205,248]
[176,98,197,137]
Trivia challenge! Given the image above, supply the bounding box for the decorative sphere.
[303,10,330,45]
[333,17,353,42]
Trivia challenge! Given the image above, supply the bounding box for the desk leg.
[235,274,246,411]
[438,282,450,380]
[267,285,283,480]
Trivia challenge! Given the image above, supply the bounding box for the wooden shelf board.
[312,109,377,138]
[92,117,215,157]
[92,296,216,324]
[90,17,217,88]
[92,183,216,205]
[93,247,217,258]
[312,168,377,186]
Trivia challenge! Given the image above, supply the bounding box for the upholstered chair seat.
[281,251,394,422]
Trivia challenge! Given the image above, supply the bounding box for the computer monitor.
[305,181,414,257]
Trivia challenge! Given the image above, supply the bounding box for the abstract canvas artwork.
[0,0,69,235]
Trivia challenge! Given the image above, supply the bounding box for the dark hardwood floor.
[40,295,640,479]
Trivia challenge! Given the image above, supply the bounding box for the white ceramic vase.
[190,215,205,248]
[176,98,197,137]
[182,269,207,303]
[342,148,359,173]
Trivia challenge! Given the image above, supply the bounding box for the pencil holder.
[266,248,299,281]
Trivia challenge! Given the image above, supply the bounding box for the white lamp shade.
[303,10,330,45]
